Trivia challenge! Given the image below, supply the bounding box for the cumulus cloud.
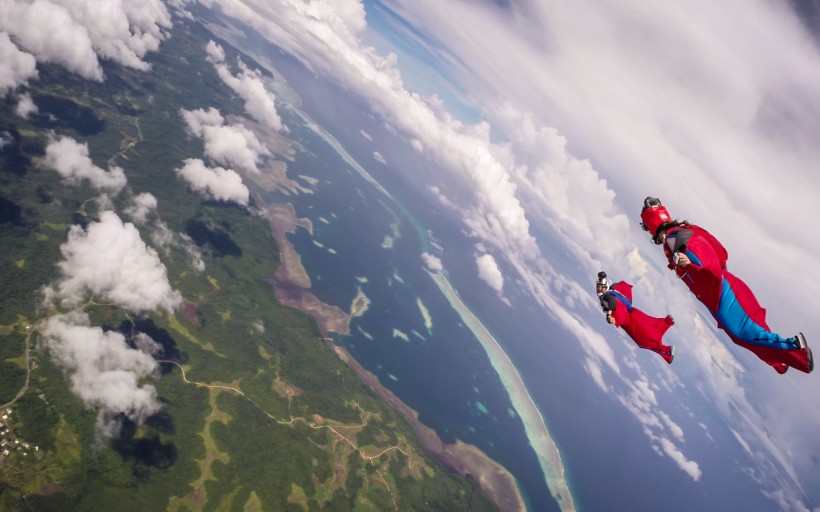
[607,376,704,481]
[52,0,172,71]
[151,221,205,273]
[0,0,171,81]
[40,311,162,437]
[46,211,181,314]
[421,252,443,272]
[176,158,249,205]
[0,0,102,80]
[44,136,127,193]
[122,193,205,272]
[658,437,702,481]
[133,332,163,356]
[180,107,270,173]
[14,92,38,118]
[205,40,284,130]
[476,253,504,293]
[124,192,158,225]
[0,31,37,94]
[659,411,685,441]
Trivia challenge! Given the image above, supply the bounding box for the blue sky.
[359,0,484,125]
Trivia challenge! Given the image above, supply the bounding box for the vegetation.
[0,10,496,512]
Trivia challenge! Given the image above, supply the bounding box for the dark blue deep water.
[259,105,557,510]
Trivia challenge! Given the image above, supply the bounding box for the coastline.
[331,342,526,512]
[254,192,526,511]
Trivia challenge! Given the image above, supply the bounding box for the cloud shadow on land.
[112,413,178,478]
[31,94,106,137]
[184,218,242,258]
[112,318,186,375]
[0,195,23,225]
[0,127,36,176]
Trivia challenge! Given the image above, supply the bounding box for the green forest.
[0,11,496,512]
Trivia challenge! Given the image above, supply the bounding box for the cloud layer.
[203,0,820,507]
[0,0,171,83]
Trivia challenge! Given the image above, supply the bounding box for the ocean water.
[272,106,559,510]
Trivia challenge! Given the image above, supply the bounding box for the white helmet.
[595,271,609,296]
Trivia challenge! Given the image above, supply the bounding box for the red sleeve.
[685,233,724,276]
[691,225,728,268]
[680,232,724,308]
[612,281,633,302]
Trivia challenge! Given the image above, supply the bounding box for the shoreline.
[252,191,525,511]
[330,342,525,512]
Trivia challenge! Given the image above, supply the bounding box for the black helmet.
[642,196,663,211]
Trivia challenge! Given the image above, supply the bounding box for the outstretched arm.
[601,294,618,324]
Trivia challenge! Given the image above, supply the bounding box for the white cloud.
[0,0,102,80]
[180,107,270,173]
[475,253,504,293]
[14,92,38,118]
[428,185,458,211]
[658,437,702,481]
[205,40,284,130]
[0,31,37,94]
[0,0,171,81]
[40,311,162,437]
[44,136,127,193]
[659,411,685,441]
[151,221,206,273]
[133,332,163,356]
[165,0,194,19]
[421,252,442,272]
[205,39,225,62]
[583,358,607,392]
[731,428,753,456]
[373,151,386,164]
[123,193,205,272]
[46,211,181,314]
[124,192,158,225]
[176,157,249,205]
[48,0,171,71]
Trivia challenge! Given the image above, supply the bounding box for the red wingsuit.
[601,281,675,364]
[663,224,812,374]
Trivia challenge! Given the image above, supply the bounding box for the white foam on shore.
[427,269,576,512]
[292,107,394,199]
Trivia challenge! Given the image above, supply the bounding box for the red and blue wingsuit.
[640,197,813,374]
[597,273,675,364]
